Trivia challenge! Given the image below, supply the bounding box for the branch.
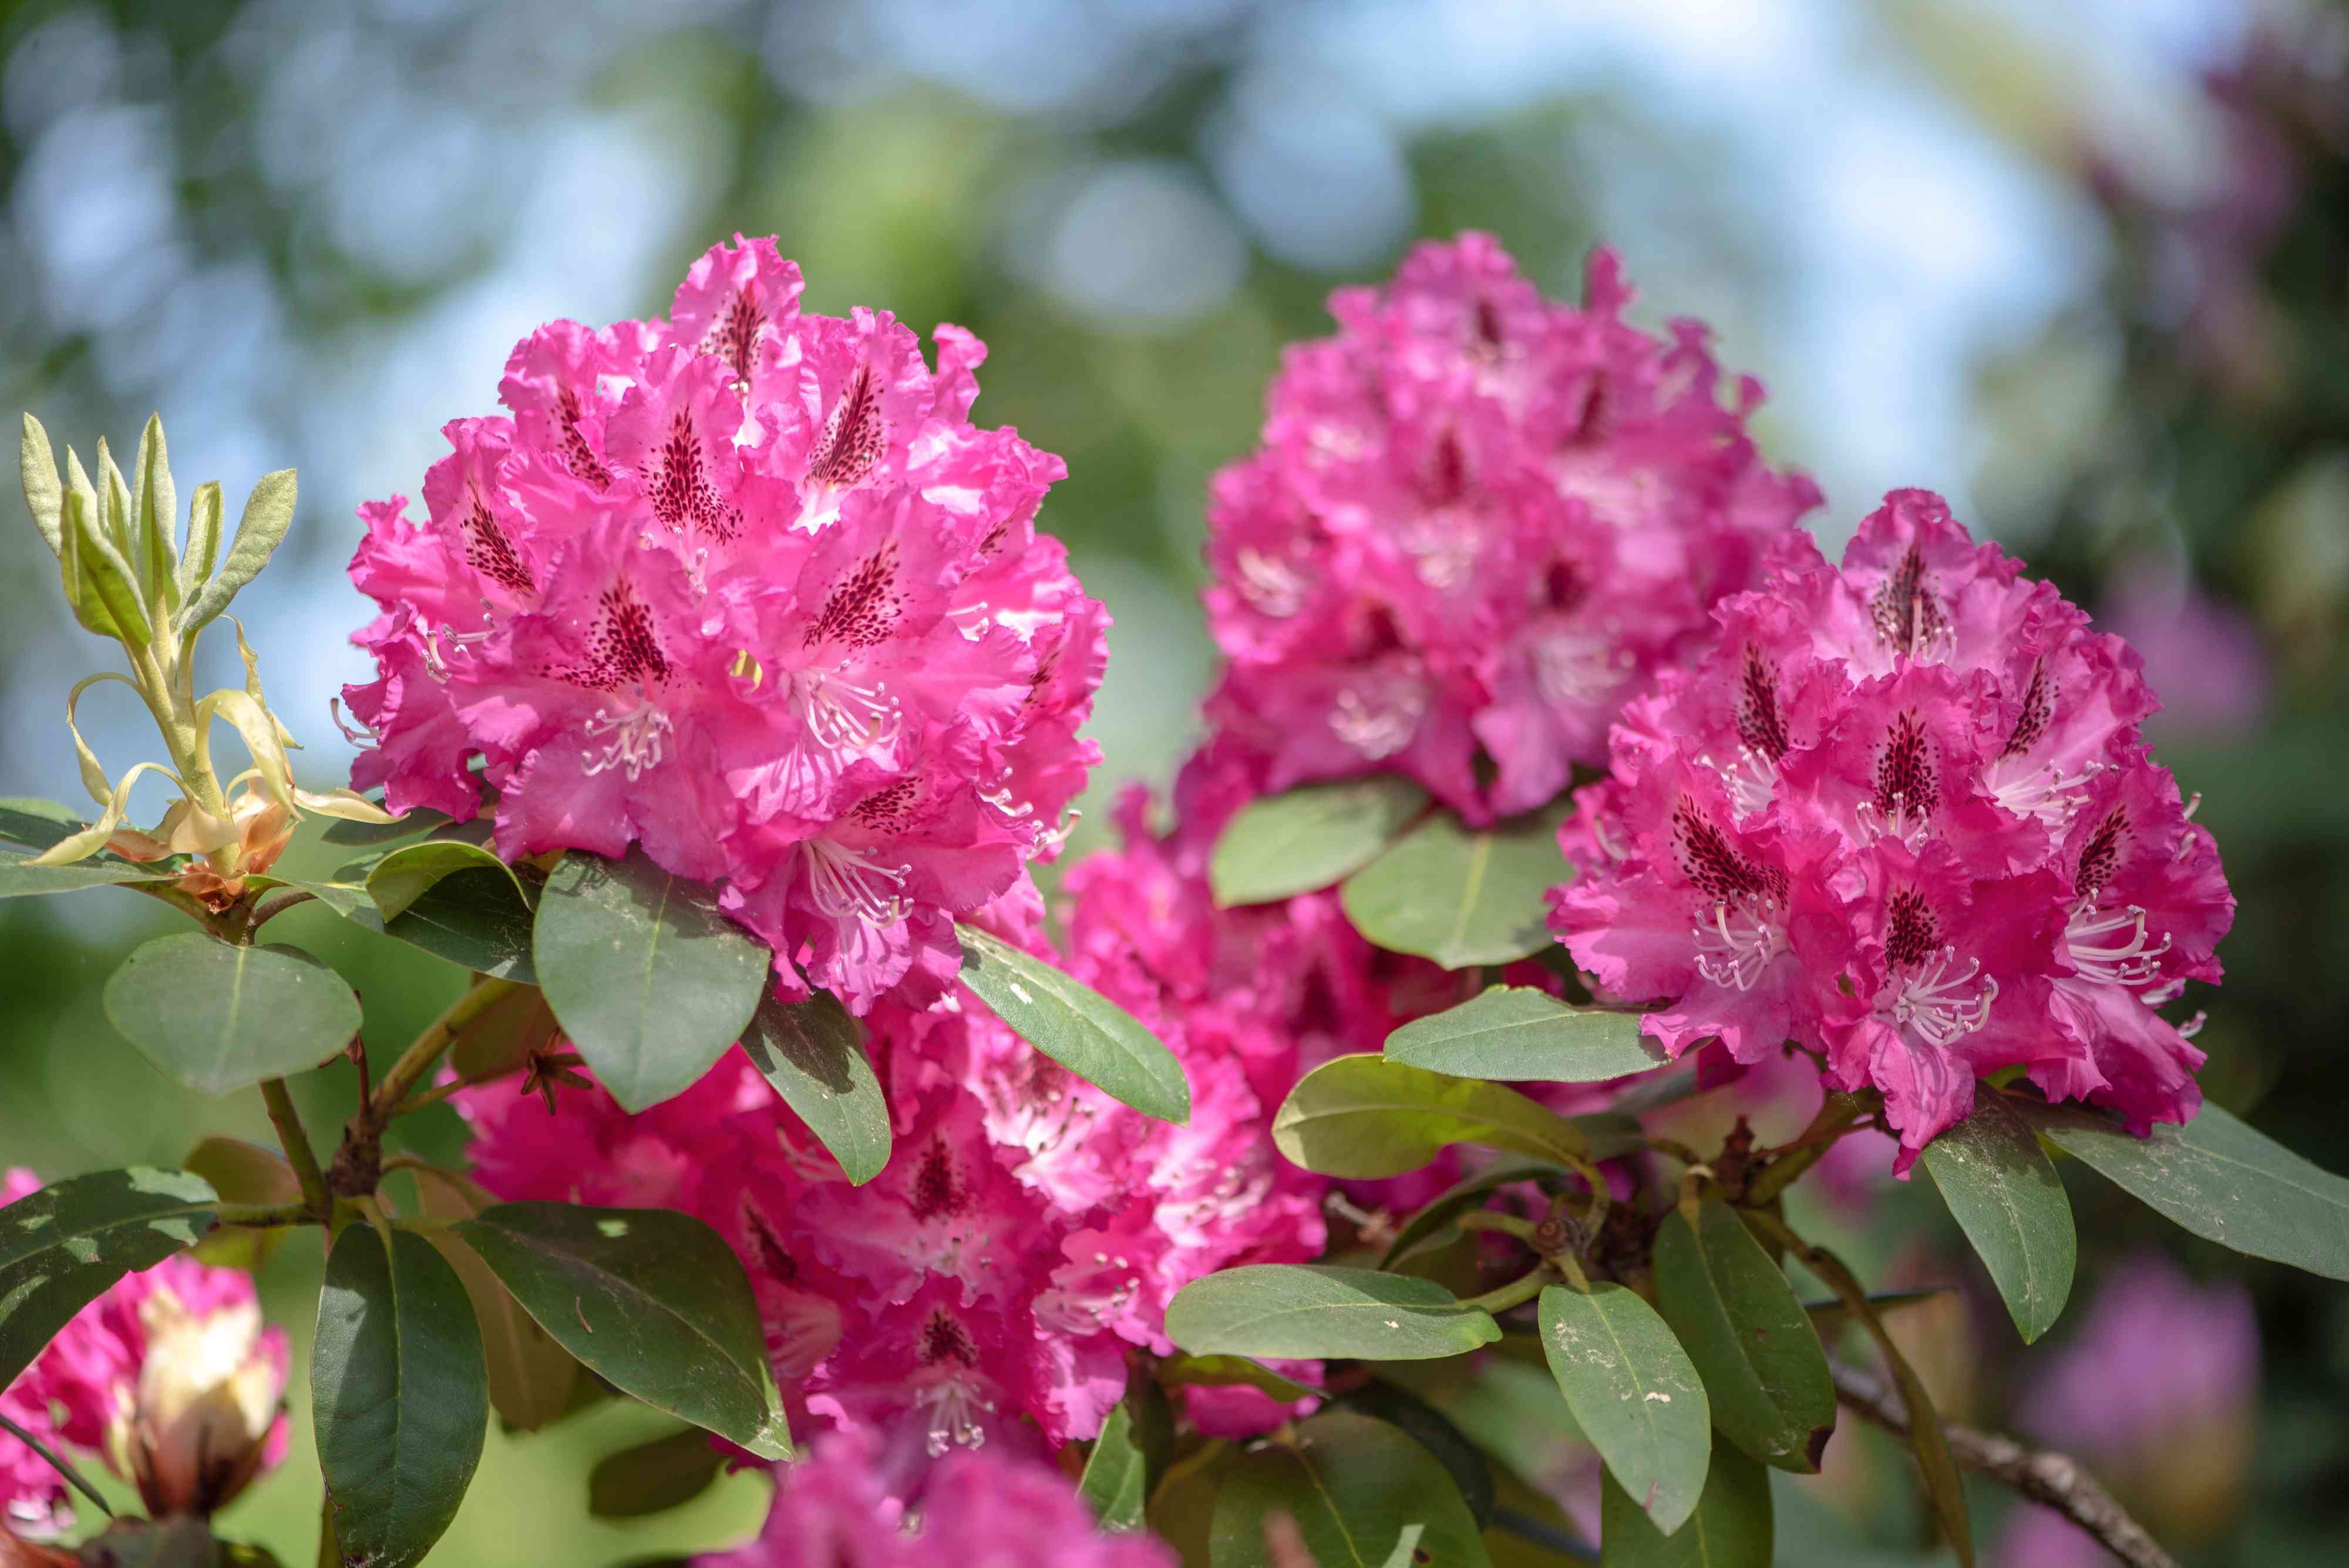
[260,1076,329,1222]
[1828,1358,2179,1568]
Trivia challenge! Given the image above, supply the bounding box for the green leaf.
[1801,1288,1949,1342]
[450,1202,790,1459]
[312,1224,488,1568]
[1156,1354,1318,1403]
[2020,1100,2349,1281]
[183,1136,300,1271]
[1380,1160,1560,1268]
[19,412,62,556]
[1209,776,1429,907]
[132,413,179,611]
[176,481,221,603]
[1537,1283,1711,1535]
[355,864,540,981]
[1920,1096,2075,1342]
[409,1167,580,1433]
[0,850,172,900]
[322,805,453,849]
[103,933,362,1096]
[446,986,561,1084]
[955,922,1189,1124]
[739,990,891,1185]
[1651,1199,1835,1472]
[62,482,150,644]
[1271,1054,1589,1179]
[73,1517,227,1568]
[1078,1378,1174,1532]
[178,466,297,634]
[0,797,98,853]
[1338,1382,1496,1529]
[366,839,526,924]
[1598,1434,1773,1568]
[1209,1409,1491,1568]
[1340,805,1568,968]
[1166,1264,1500,1362]
[0,1167,218,1389]
[534,850,769,1113]
[588,1428,725,1520]
[1384,987,1665,1082]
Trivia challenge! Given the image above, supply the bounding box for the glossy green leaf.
[739,990,891,1185]
[588,1428,725,1519]
[534,850,769,1113]
[446,986,561,1084]
[1651,1200,1835,1471]
[312,1224,487,1568]
[409,1167,580,1433]
[1167,1264,1500,1362]
[1920,1095,2075,1342]
[0,797,96,853]
[956,922,1189,1123]
[103,933,362,1096]
[2021,1100,2349,1281]
[1272,1054,1589,1179]
[1157,1354,1318,1403]
[1209,776,1429,907]
[451,1202,789,1459]
[1598,1434,1772,1568]
[366,839,525,924]
[354,864,540,981]
[1381,1160,1560,1268]
[1537,1284,1710,1535]
[0,851,171,899]
[252,874,376,920]
[0,1167,217,1389]
[1341,806,1568,968]
[1210,1409,1491,1568]
[1384,987,1664,1083]
[1078,1378,1174,1532]
[178,466,297,634]
[1338,1382,1496,1529]
[1212,1408,1485,1568]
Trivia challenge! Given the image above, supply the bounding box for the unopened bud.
[103,1286,288,1519]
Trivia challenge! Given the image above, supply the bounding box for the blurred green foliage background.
[0,0,2343,1562]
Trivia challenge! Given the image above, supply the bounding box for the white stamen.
[1691,898,1786,991]
[920,1378,996,1458]
[580,689,673,782]
[1331,684,1425,760]
[1699,746,1779,819]
[329,698,378,745]
[1854,793,1929,849]
[1987,755,2106,828]
[2064,900,2172,987]
[1889,945,1998,1047]
[802,837,911,924]
[1234,548,1307,617]
[791,665,902,752]
[2176,1010,2207,1040]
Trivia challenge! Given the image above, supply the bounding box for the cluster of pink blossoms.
[456,874,1326,1473]
[1550,491,2234,1166]
[699,1430,1172,1568]
[1202,233,1821,823]
[1,1172,289,1539]
[344,236,1103,1012]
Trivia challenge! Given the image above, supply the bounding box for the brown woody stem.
[1829,1358,2180,1568]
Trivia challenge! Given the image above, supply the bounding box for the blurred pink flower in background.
[1,1171,288,1537]
[2099,558,2269,744]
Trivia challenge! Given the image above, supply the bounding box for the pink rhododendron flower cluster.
[1550,490,2233,1167]
[455,886,1325,1463]
[1200,233,1821,824]
[698,1429,1173,1568]
[343,235,1103,1013]
[1,1172,290,1537]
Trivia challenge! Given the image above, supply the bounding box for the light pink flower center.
[1329,681,1425,759]
[790,664,902,752]
[581,687,673,782]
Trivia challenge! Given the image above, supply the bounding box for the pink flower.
[1552,491,2233,1170]
[697,1429,1175,1568]
[1,1171,290,1536]
[1200,234,1820,824]
[345,236,1102,1014]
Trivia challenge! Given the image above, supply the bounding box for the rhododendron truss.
[342,235,1104,1015]
[1200,233,1820,825]
[1549,490,2233,1167]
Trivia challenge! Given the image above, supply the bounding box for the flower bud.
[102,1286,289,1519]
